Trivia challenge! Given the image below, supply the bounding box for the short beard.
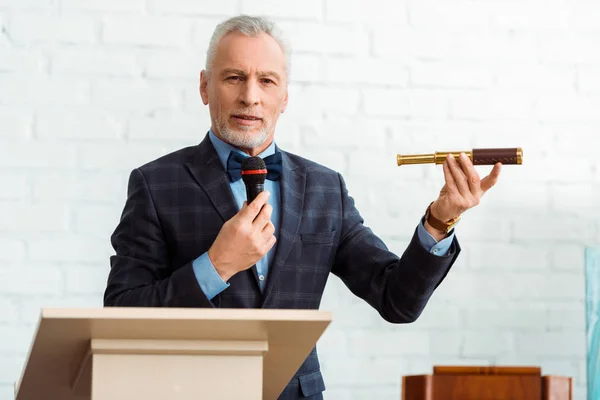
[216,118,270,150]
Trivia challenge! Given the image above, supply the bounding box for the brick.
[0,325,36,355]
[449,215,511,242]
[513,215,594,242]
[436,271,584,301]
[579,69,600,92]
[462,332,514,357]
[288,54,321,83]
[0,238,26,262]
[0,76,89,106]
[102,16,190,47]
[64,265,109,295]
[409,1,490,27]
[571,2,600,30]
[51,48,139,77]
[515,332,586,357]
[0,203,69,233]
[495,64,575,91]
[277,22,369,56]
[0,266,63,296]
[301,116,387,150]
[536,95,600,121]
[491,2,570,29]
[61,0,144,12]
[363,88,410,117]
[551,244,586,271]
[241,0,322,20]
[324,57,409,86]
[73,205,122,237]
[0,142,76,168]
[429,332,462,356]
[8,13,96,44]
[0,298,18,323]
[547,304,586,331]
[0,354,26,384]
[0,0,53,9]
[466,243,551,270]
[0,107,31,139]
[91,80,179,110]
[539,34,600,64]
[406,89,450,119]
[326,0,408,24]
[450,92,535,120]
[129,111,203,140]
[0,172,29,200]
[137,49,202,79]
[464,307,548,330]
[550,183,598,213]
[0,48,44,73]
[373,28,537,63]
[147,0,237,15]
[298,148,345,173]
[36,109,121,140]
[347,331,430,356]
[410,63,492,89]
[286,85,360,118]
[78,143,171,171]
[321,355,409,387]
[28,236,111,264]
[32,172,126,204]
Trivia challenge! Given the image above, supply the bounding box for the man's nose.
[239,80,260,106]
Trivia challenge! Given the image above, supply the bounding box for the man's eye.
[261,79,275,84]
[227,76,241,81]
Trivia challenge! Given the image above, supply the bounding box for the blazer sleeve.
[331,173,461,323]
[104,168,213,308]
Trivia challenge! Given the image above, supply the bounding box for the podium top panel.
[15,307,332,400]
[433,366,542,376]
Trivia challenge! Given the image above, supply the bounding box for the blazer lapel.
[185,133,261,289]
[262,151,306,305]
[185,133,238,224]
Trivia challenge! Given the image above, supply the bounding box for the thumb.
[481,163,502,193]
[239,190,270,220]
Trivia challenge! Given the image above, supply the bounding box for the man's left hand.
[429,152,502,229]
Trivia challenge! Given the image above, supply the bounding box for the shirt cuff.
[417,218,455,257]
[192,252,230,300]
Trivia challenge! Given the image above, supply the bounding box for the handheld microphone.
[241,156,267,204]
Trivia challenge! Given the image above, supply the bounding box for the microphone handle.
[246,184,265,204]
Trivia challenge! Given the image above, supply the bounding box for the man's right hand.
[207,191,276,282]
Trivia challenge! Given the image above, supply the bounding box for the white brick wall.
[0,0,596,399]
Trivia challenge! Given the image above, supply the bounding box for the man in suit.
[104,15,502,399]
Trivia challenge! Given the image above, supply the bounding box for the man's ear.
[199,70,209,105]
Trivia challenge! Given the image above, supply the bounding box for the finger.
[252,202,273,228]
[262,221,275,239]
[442,155,457,193]
[481,162,502,192]
[240,191,270,220]
[458,152,481,195]
[262,235,277,253]
[446,154,471,198]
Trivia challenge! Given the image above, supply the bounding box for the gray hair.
[205,15,292,81]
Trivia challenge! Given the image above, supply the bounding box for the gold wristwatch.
[425,202,461,233]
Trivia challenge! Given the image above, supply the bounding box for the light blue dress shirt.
[192,129,455,300]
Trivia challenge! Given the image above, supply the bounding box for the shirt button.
[259,275,265,281]
[433,248,439,254]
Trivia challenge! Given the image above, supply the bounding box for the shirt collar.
[208,128,276,171]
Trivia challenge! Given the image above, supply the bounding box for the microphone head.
[241,156,267,186]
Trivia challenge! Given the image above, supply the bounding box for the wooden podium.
[402,366,573,400]
[14,308,332,400]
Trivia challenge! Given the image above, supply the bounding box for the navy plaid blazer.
[104,133,461,399]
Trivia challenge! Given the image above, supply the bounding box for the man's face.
[200,31,289,155]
